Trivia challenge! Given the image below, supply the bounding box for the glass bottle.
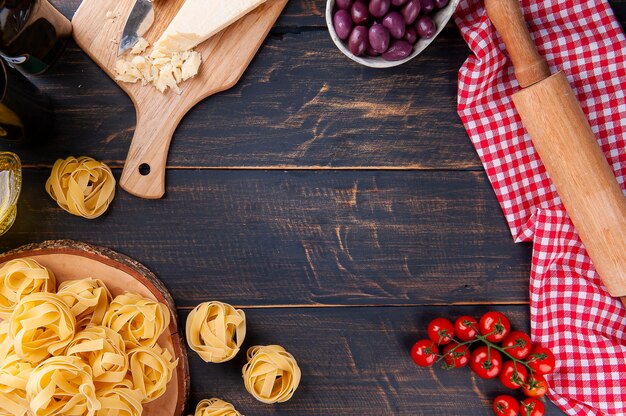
[0,0,72,74]
[0,151,21,236]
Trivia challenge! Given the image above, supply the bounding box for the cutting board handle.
[485,0,551,88]
[119,109,179,199]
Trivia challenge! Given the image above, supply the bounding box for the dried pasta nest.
[26,355,101,416]
[103,292,171,349]
[242,345,301,404]
[0,258,56,320]
[186,301,246,363]
[0,352,34,416]
[191,398,242,416]
[9,292,76,364]
[95,379,144,416]
[45,156,116,219]
[128,344,178,403]
[57,278,112,329]
[65,326,128,385]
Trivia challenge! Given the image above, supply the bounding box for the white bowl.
[326,0,461,68]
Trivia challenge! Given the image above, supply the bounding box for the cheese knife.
[485,0,626,307]
[118,0,155,55]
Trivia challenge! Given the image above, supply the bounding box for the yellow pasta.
[0,262,180,416]
[128,344,178,403]
[103,292,170,349]
[95,379,143,416]
[0,258,56,319]
[65,326,128,385]
[0,320,11,361]
[45,156,116,219]
[192,398,242,416]
[242,345,301,404]
[9,292,75,364]
[26,355,100,416]
[58,278,112,329]
[0,352,33,416]
[186,301,246,363]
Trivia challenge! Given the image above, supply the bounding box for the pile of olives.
[332,0,449,61]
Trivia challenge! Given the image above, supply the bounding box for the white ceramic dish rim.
[326,0,462,68]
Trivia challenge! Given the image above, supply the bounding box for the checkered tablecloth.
[454,0,626,414]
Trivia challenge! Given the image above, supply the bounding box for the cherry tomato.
[442,343,470,368]
[521,398,546,416]
[499,360,528,389]
[523,374,549,397]
[479,311,511,342]
[427,317,455,345]
[502,331,532,360]
[411,339,439,367]
[470,345,502,379]
[525,346,556,375]
[454,315,479,341]
[493,394,520,416]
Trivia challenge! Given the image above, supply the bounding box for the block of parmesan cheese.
[153,0,267,54]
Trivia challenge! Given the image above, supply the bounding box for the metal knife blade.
[118,0,155,56]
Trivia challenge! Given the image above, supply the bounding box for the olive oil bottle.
[0,0,72,74]
[0,152,21,236]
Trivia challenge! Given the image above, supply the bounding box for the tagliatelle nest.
[26,355,101,416]
[9,292,76,364]
[103,292,171,349]
[95,379,144,416]
[45,156,116,219]
[186,301,246,363]
[64,326,128,385]
[57,278,112,329]
[0,258,56,320]
[242,345,301,404]
[192,398,242,416]
[0,352,34,416]
[128,344,178,403]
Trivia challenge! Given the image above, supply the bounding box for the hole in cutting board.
[139,163,151,176]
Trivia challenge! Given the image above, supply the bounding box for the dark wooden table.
[3,1,625,414]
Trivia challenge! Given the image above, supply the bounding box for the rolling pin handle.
[485,0,551,88]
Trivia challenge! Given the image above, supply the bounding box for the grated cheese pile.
[114,37,202,94]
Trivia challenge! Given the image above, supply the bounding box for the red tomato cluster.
[410,311,557,416]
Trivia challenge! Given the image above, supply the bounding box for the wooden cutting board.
[72,0,289,199]
[0,240,189,415]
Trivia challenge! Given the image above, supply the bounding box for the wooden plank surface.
[183,306,564,415]
[1,169,531,307]
[5,0,624,414]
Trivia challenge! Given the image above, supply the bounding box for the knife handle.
[485,0,551,88]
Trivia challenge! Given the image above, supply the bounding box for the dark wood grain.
[17,28,472,170]
[182,306,564,415]
[0,169,531,307]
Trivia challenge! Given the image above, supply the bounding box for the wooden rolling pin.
[485,0,626,307]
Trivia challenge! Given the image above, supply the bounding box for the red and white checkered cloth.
[454,0,626,414]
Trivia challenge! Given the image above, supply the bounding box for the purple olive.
[368,23,390,53]
[434,0,449,8]
[401,0,421,25]
[366,45,380,57]
[415,15,436,39]
[382,39,413,61]
[349,26,369,56]
[333,10,353,40]
[336,0,353,10]
[368,0,391,18]
[391,0,409,5]
[419,0,435,13]
[404,25,418,44]
[351,1,370,25]
[382,11,406,39]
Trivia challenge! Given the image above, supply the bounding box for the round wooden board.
[0,240,190,416]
